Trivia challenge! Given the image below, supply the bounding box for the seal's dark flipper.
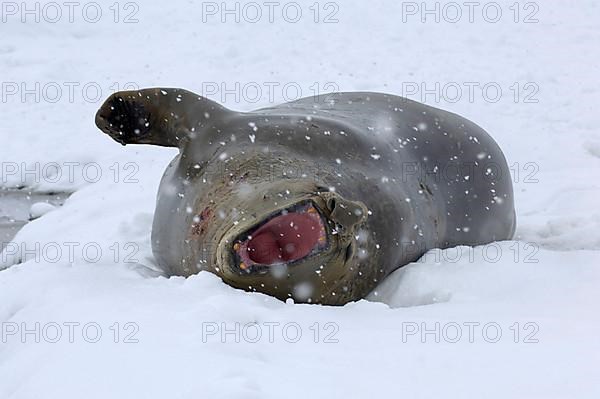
[95,88,229,148]
[95,94,156,146]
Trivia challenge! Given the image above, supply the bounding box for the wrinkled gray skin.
[95,88,516,305]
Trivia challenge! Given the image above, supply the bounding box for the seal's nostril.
[327,198,337,212]
[344,243,354,262]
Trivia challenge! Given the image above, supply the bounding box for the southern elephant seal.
[95,88,516,305]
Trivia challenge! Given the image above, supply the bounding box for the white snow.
[28,202,56,219]
[1,0,600,398]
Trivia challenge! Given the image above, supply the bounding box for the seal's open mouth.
[233,201,328,272]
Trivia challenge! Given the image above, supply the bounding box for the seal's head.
[185,154,373,305]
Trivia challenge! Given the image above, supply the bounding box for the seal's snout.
[323,193,368,232]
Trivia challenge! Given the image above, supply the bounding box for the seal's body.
[96,89,516,305]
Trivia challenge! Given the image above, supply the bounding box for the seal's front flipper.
[95,88,229,148]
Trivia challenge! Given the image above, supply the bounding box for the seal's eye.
[233,202,327,271]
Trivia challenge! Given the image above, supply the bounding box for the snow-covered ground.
[1,1,599,397]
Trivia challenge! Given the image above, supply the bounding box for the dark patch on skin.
[419,182,434,196]
[190,207,213,237]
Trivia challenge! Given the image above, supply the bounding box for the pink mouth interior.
[237,208,326,266]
